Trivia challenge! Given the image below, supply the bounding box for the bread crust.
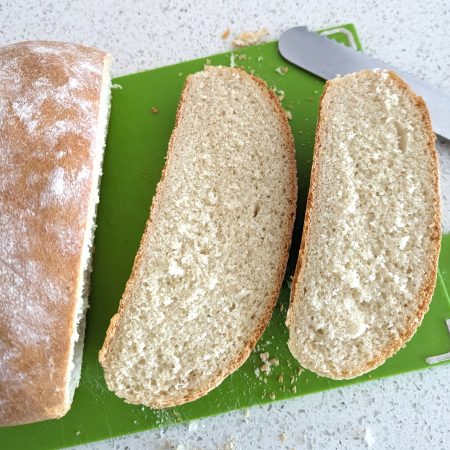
[0,41,109,426]
[287,70,441,380]
[99,66,297,407]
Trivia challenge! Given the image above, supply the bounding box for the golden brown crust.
[99,66,297,407]
[0,41,109,426]
[287,70,441,380]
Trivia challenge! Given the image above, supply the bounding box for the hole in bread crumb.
[253,202,261,218]
[394,121,408,152]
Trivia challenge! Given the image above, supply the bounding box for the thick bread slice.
[99,66,297,408]
[286,70,441,380]
[0,41,111,426]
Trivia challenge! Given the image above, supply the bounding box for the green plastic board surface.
[1,24,449,450]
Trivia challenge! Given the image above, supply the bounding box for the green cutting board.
[2,24,450,450]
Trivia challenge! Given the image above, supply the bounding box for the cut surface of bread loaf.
[0,41,111,426]
[287,70,441,380]
[99,66,297,408]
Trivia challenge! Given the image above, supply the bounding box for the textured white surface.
[2,0,450,448]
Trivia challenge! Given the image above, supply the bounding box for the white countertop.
[2,1,450,448]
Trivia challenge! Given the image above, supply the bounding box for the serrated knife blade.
[278,26,450,141]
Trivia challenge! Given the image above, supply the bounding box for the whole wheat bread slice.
[286,70,441,380]
[99,66,297,407]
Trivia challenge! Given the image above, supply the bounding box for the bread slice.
[286,70,441,380]
[0,41,111,426]
[99,66,297,408]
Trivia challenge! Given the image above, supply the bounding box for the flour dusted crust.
[99,66,297,408]
[0,41,110,426]
[287,70,440,379]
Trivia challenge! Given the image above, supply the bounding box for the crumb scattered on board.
[279,432,287,442]
[275,66,288,75]
[260,363,271,375]
[150,107,159,114]
[272,87,285,102]
[232,28,269,47]
[285,110,292,120]
[257,351,281,377]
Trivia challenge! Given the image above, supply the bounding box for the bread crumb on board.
[285,110,292,120]
[275,66,289,75]
[150,107,159,114]
[257,351,281,377]
[271,87,285,102]
[232,28,269,47]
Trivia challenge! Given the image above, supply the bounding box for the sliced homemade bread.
[286,70,440,380]
[0,41,111,426]
[99,66,297,407]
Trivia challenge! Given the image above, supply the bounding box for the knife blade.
[278,26,450,141]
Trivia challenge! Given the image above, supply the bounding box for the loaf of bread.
[99,66,297,408]
[286,70,441,379]
[0,41,111,426]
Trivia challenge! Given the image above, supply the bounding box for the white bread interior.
[99,66,297,408]
[287,70,441,380]
[66,55,112,406]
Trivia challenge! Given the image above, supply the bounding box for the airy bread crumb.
[287,70,440,380]
[99,66,297,408]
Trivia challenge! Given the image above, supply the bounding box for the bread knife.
[278,26,450,141]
